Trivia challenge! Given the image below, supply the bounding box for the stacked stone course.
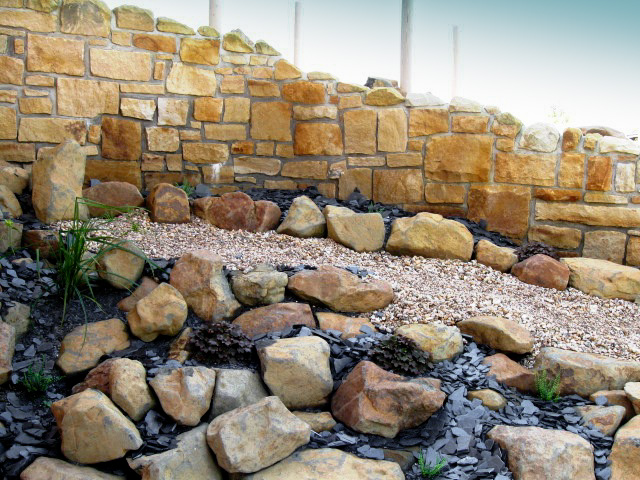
[0,0,639,263]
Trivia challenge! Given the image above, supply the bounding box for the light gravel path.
[75,212,640,363]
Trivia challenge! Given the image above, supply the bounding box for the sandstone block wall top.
[0,1,638,262]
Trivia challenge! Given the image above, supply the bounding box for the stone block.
[234,157,281,176]
[90,48,151,81]
[57,78,119,117]
[18,97,52,114]
[0,9,55,32]
[0,106,17,140]
[26,34,84,76]
[344,109,376,154]
[615,163,636,192]
[101,117,141,161]
[85,159,141,189]
[584,192,627,204]
[558,153,586,188]
[293,105,337,121]
[158,98,188,126]
[119,83,164,95]
[386,152,422,167]
[495,152,556,186]
[425,135,492,182]
[60,0,111,37]
[0,143,35,162]
[519,123,560,152]
[220,75,245,94]
[534,188,581,202]
[627,237,640,266]
[255,142,274,156]
[132,33,176,53]
[583,231,627,264]
[179,37,219,65]
[0,56,24,85]
[18,118,86,144]
[468,185,531,239]
[248,79,280,97]
[182,143,228,164]
[193,97,223,122]
[586,156,613,191]
[378,108,407,152]
[425,184,466,204]
[338,95,363,109]
[294,123,343,156]
[146,127,179,152]
[166,63,216,96]
[113,5,154,31]
[338,168,372,200]
[251,102,291,141]
[120,98,155,121]
[224,97,250,122]
[535,202,640,227]
[282,161,328,180]
[562,127,582,151]
[452,115,489,133]
[274,59,301,80]
[528,225,582,249]
[282,81,325,104]
[408,108,449,136]
[205,124,247,141]
[364,87,404,106]
[373,169,423,204]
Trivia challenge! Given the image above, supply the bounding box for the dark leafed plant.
[368,334,430,376]
[20,356,60,395]
[535,369,562,402]
[187,322,254,366]
[514,241,560,262]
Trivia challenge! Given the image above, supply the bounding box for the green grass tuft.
[535,369,562,402]
[20,357,60,395]
[418,451,448,479]
[175,180,195,197]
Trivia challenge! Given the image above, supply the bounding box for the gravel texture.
[59,211,640,364]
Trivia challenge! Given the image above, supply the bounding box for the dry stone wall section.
[0,0,640,264]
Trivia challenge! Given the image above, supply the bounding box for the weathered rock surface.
[22,229,59,259]
[458,316,534,354]
[0,322,16,385]
[97,240,145,290]
[0,185,22,218]
[467,389,507,410]
[288,266,394,313]
[211,368,269,418]
[576,405,626,436]
[147,183,190,223]
[519,123,560,152]
[240,448,405,479]
[276,195,326,238]
[316,312,376,339]
[117,276,158,312]
[534,347,640,397]
[292,411,337,432]
[610,415,640,480]
[0,221,22,253]
[511,254,570,290]
[82,181,144,217]
[32,140,87,223]
[623,382,640,414]
[258,336,333,408]
[206,192,281,232]
[326,208,385,252]
[150,367,217,426]
[561,257,640,301]
[20,457,124,480]
[487,425,595,480]
[128,424,223,480]
[233,302,315,338]
[475,239,518,272]
[206,396,311,473]
[386,213,474,261]
[482,353,535,393]
[170,250,241,322]
[395,323,463,362]
[52,389,143,464]
[56,318,130,375]
[0,165,29,194]
[332,361,446,438]
[589,390,636,421]
[230,264,288,306]
[3,301,30,339]
[127,282,187,342]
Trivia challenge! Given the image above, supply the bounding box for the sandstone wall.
[0,0,639,264]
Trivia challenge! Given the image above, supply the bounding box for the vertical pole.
[209,0,221,33]
[400,0,413,94]
[452,25,459,98]
[294,1,301,66]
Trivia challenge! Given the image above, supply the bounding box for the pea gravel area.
[70,211,640,364]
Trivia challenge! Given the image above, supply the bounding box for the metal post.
[294,1,301,66]
[452,25,459,97]
[400,0,413,94]
[209,0,221,33]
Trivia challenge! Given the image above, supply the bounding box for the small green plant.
[130,221,141,233]
[535,369,562,401]
[175,180,195,197]
[417,451,447,479]
[20,357,60,395]
[2,218,21,254]
[367,201,384,214]
[368,335,430,376]
[187,323,254,366]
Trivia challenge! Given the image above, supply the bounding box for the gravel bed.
[58,211,640,363]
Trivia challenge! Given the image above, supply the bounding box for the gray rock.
[230,264,288,306]
[3,301,30,339]
[211,368,269,419]
[519,123,560,152]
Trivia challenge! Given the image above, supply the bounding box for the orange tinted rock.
[586,156,613,191]
[511,254,570,291]
[205,192,280,232]
[316,312,376,339]
[250,102,291,141]
[294,123,343,156]
[101,117,141,161]
[562,127,582,151]
[331,361,446,438]
[373,169,423,204]
[233,303,315,337]
[534,188,581,202]
[408,108,449,136]
[452,115,489,133]
[468,185,531,239]
[494,153,556,186]
[146,183,190,223]
[344,110,376,154]
[133,33,177,53]
[558,153,586,188]
[425,135,492,182]
[83,181,143,217]
[482,353,535,393]
[282,81,325,104]
[117,276,159,312]
[22,229,59,259]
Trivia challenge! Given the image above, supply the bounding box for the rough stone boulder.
[475,239,518,272]
[3,301,30,339]
[128,424,223,480]
[206,396,311,473]
[561,257,640,301]
[32,140,88,223]
[56,318,130,375]
[193,196,213,219]
[576,405,626,436]
[147,183,190,223]
[316,312,376,339]
[610,415,640,480]
[589,390,636,421]
[230,264,288,306]
[211,368,269,418]
[487,426,595,479]
[20,457,124,480]
[170,250,241,322]
[511,254,570,290]
[150,367,217,426]
[127,282,188,342]
[205,191,281,232]
[0,185,22,218]
[233,302,315,338]
[325,207,385,252]
[288,265,394,312]
[96,240,145,289]
[82,181,144,217]
[386,212,474,261]
[623,382,640,414]
[482,353,535,393]
[116,276,158,312]
[467,389,507,411]
[534,347,640,397]
[51,389,143,464]
[276,195,326,238]
[0,165,29,194]
[292,411,337,432]
[72,358,155,421]
[21,230,58,261]
[241,448,405,479]
[258,336,333,409]
[331,361,446,438]
[0,322,16,385]
[395,323,463,362]
[457,316,534,354]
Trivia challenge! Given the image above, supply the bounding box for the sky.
[105,0,640,134]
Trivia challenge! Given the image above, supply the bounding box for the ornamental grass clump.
[20,356,60,395]
[368,334,430,376]
[417,451,448,479]
[187,322,254,366]
[535,369,562,402]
